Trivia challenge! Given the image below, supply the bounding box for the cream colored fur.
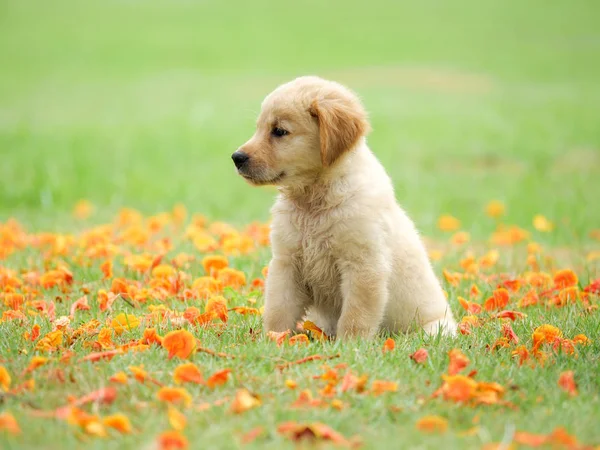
[235,76,456,339]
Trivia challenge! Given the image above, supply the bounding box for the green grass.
[1,0,600,448]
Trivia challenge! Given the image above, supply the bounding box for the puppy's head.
[233,76,370,187]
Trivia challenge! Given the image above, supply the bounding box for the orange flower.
[532,324,562,351]
[191,276,222,298]
[230,389,261,414]
[0,366,11,391]
[448,349,469,375]
[382,338,395,353]
[167,406,187,431]
[111,313,140,335]
[437,215,461,232]
[485,200,505,218]
[573,334,591,345]
[518,290,539,308]
[173,363,203,385]
[39,268,73,289]
[469,284,481,298]
[69,295,90,318]
[162,330,197,359]
[501,322,519,344]
[514,431,547,447]
[103,413,132,434]
[533,214,554,232]
[410,348,428,364]
[289,334,309,346]
[553,269,578,289]
[303,320,328,341]
[0,412,21,435]
[483,288,510,311]
[206,296,228,323]
[3,293,24,309]
[129,365,148,383]
[109,372,128,384]
[73,199,94,219]
[141,327,163,346]
[267,330,290,346]
[458,315,480,335]
[371,380,398,395]
[98,289,117,311]
[458,296,482,314]
[152,264,176,279]
[206,369,231,388]
[217,268,246,289]
[440,374,477,403]
[479,250,500,268]
[25,356,49,374]
[558,371,578,396]
[416,415,448,434]
[100,260,113,279]
[156,387,192,407]
[230,306,261,316]
[241,427,265,444]
[201,255,228,276]
[26,324,41,342]
[35,330,63,352]
[502,279,521,292]
[157,430,189,450]
[451,231,470,245]
[96,327,114,349]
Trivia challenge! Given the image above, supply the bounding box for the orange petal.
[410,348,428,364]
[103,413,132,434]
[448,349,469,375]
[157,430,189,450]
[206,369,231,388]
[558,371,578,396]
[167,406,187,431]
[163,330,197,359]
[415,415,448,434]
[173,363,203,385]
[230,389,261,414]
[303,321,328,341]
[382,338,395,353]
[156,387,192,407]
[0,412,20,435]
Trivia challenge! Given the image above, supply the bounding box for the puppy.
[233,76,456,339]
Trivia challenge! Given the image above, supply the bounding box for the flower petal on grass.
[173,363,203,385]
[410,348,428,364]
[558,371,578,396]
[416,415,448,434]
[163,330,196,359]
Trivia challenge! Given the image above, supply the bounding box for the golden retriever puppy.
[232,76,456,339]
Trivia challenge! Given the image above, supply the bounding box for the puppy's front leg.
[337,256,390,339]
[263,257,309,333]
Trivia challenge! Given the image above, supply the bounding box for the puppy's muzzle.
[231,151,250,170]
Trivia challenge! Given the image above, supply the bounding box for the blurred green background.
[1,0,599,242]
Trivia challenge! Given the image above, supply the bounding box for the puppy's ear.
[309,94,370,167]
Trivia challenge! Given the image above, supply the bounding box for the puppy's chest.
[288,211,340,293]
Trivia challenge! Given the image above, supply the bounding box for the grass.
[1,0,600,448]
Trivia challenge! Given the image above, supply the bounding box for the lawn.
[1,0,600,448]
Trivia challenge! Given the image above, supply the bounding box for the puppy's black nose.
[231,151,250,169]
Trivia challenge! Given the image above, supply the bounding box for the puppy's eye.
[271,127,289,137]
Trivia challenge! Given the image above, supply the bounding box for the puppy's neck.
[279,141,367,211]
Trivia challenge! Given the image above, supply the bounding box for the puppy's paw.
[336,322,378,340]
[422,316,457,337]
[263,309,298,334]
